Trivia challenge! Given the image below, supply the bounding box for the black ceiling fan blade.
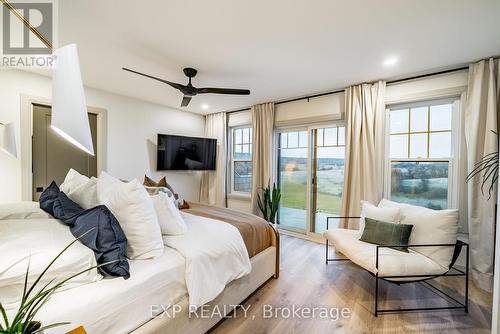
[122,67,186,91]
[181,96,192,107]
[196,87,251,95]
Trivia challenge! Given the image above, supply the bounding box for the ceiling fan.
[122,67,250,107]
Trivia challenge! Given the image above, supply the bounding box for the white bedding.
[34,247,187,334]
[0,218,101,311]
[162,212,252,308]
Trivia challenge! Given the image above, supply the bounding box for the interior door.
[32,104,97,201]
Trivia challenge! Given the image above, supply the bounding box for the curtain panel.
[340,81,386,229]
[199,112,227,207]
[465,58,499,292]
[251,102,275,216]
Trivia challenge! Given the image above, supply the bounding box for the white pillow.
[0,202,51,220]
[359,200,401,233]
[0,218,102,310]
[60,169,98,209]
[378,199,459,268]
[97,171,163,260]
[151,193,187,235]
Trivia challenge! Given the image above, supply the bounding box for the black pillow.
[39,181,60,216]
[53,191,84,225]
[360,218,413,252]
[71,205,130,279]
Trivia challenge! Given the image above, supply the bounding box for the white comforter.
[162,212,251,307]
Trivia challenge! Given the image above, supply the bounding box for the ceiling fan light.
[52,44,95,156]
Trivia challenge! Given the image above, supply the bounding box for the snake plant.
[257,180,281,223]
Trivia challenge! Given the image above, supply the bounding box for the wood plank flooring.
[211,235,492,334]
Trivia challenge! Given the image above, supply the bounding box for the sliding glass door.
[311,126,345,233]
[277,130,309,232]
[277,125,345,236]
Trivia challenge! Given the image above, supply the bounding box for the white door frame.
[20,94,107,201]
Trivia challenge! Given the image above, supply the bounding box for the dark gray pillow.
[53,191,84,224]
[71,205,129,279]
[39,181,60,216]
[41,185,130,279]
[360,218,413,252]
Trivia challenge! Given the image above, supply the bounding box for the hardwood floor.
[212,235,492,334]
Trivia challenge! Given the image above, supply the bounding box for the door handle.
[36,187,44,193]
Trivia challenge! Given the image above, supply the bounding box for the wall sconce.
[0,122,17,158]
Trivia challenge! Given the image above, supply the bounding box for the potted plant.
[466,130,499,199]
[257,180,281,224]
[0,231,107,334]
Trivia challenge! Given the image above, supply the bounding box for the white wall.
[0,70,205,203]
[227,70,469,213]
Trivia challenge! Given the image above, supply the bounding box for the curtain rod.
[225,65,469,115]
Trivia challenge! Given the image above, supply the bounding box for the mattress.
[35,247,187,334]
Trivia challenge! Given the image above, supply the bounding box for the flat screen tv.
[157,134,217,171]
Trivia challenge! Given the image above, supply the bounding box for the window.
[231,127,252,193]
[387,100,457,210]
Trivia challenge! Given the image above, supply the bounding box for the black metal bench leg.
[375,275,379,317]
[465,244,469,313]
[325,239,329,265]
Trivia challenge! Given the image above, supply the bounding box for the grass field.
[279,170,343,215]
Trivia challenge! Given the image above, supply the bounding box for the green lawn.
[279,172,342,214]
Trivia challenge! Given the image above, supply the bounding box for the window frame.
[229,125,253,195]
[384,97,462,211]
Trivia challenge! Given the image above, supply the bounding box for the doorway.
[32,104,98,201]
[276,124,346,237]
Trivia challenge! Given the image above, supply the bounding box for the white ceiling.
[57,0,500,115]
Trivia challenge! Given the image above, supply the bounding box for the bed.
[181,202,279,275]
[132,204,279,334]
[3,203,279,334]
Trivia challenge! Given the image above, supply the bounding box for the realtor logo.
[1,0,56,67]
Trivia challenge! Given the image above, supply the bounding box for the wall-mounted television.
[157,134,217,171]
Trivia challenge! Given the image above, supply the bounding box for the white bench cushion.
[324,228,448,281]
[378,199,459,269]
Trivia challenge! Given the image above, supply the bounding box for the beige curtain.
[199,112,227,206]
[251,102,275,216]
[465,58,499,292]
[340,81,386,229]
